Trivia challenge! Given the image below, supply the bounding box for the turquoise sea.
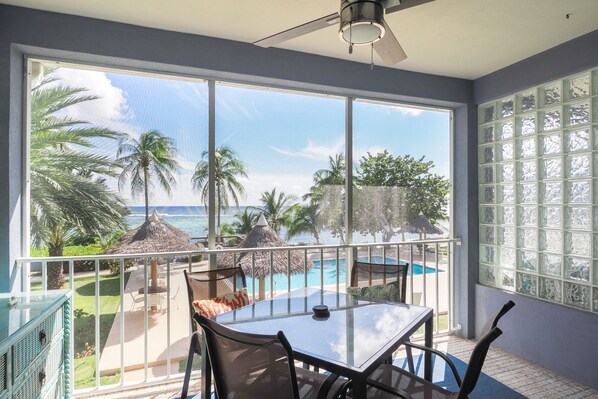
[126,206,430,245]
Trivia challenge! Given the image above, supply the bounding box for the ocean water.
[126,206,427,245]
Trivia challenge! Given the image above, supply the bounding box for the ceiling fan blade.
[254,12,340,48]
[383,0,436,15]
[374,21,407,65]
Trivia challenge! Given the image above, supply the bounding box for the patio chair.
[350,260,409,301]
[182,313,349,399]
[161,284,181,310]
[360,300,516,399]
[129,291,144,312]
[349,260,412,369]
[183,266,247,332]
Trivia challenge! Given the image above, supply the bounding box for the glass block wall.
[478,68,598,313]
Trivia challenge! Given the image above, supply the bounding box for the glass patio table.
[201,287,433,398]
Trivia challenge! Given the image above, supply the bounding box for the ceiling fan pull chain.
[370,43,374,70]
[348,19,353,54]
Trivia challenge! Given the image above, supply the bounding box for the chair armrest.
[365,379,415,399]
[403,342,462,386]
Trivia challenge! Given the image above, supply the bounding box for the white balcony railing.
[15,238,460,397]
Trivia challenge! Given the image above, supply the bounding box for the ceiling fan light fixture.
[338,0,385,45]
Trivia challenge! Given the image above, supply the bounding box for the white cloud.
[393,106,424,116]
[271,137,344,161]
[239,172,313,205]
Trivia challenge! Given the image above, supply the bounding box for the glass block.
[480,245,496,265]
[540,158,562,180]
[566,128,590,152]
[499,163,514,182]
[517,161,536,181]
[567,180,591,203]
[501,269,515,290]
[480,165,494,183]
[517,115,536,136]
[498,141,514,161]
[518,228,537,249]
[517,272,537,296]
[565,232,591,257]
[498,120,514,140]
[541,83,561,107]
[565,206,591,230]
[498,206,515,225]
[564,282,590,310]
[501,99,514,118]
[519,183,537,204]
[518,250,537,272]
[480,225,495,244]
[566,154,591,178]
[540,254,562,277]
[595,261,598,285]
[480,125,495,144]
[498,226,516,247]
[518,206,537,226]
[480,265,496,286]
[541,133,561,155]
[480,185,495,204]
[542,109,561,131]
[565,257,591,282]
[517,91,536,113]
[539,277,562,303]
[479,145,494,164]
[541,230,562,253]
[542,182,561,203]
[540,206,562,228]
[593,287,598,313]
[480,104,495,124]
[498,184,515,203]
[517,137,536,158]
[566,102,590,127]
[481,206,495,224]
[501,247,516,268]
[565,74,590,100]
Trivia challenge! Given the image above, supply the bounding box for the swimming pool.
[245,256,440,294]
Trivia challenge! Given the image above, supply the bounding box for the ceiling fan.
[254,0,435,66]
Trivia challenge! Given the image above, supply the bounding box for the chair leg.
[181,332,201,399]
[405,339,415,373]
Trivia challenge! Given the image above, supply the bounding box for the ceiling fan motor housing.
[339,0,385,45]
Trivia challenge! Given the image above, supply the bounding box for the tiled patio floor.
[81,335,598,399]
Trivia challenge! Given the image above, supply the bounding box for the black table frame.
[199,290,433,399]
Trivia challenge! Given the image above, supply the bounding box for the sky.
[47,65,450,207]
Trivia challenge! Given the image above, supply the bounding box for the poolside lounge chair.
[188,314,349,399]
[360,301,516,399]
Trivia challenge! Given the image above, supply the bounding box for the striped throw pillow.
[193,299,231,318]
[213,289,251,308]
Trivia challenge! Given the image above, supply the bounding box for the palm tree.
[191,145,247,240]
[117,131,179,220]
[232,208,259,235]
[255,188,296,234]
[287,203,321,244]
[30,69,128,289]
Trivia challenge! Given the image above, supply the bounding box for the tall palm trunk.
[144,167,150,220]
[47,241,65,290]
[217,183,221,242]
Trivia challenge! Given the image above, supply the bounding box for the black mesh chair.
[192,314,349,399]
[183,267,247,332]
[361,301,516,399]
[350,260,410,301]
[350,260,412,369]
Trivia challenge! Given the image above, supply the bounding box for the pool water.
[245,256,440,294]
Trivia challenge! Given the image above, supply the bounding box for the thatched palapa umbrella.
[403,212,443,240]
[217,214,313,299]
[104,210,197,292]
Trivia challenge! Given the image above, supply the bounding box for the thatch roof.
[403,212,443,236]
[104,211,198,255]
[217,214,313,278]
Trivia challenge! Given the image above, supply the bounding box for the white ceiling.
[3,0,598,79]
